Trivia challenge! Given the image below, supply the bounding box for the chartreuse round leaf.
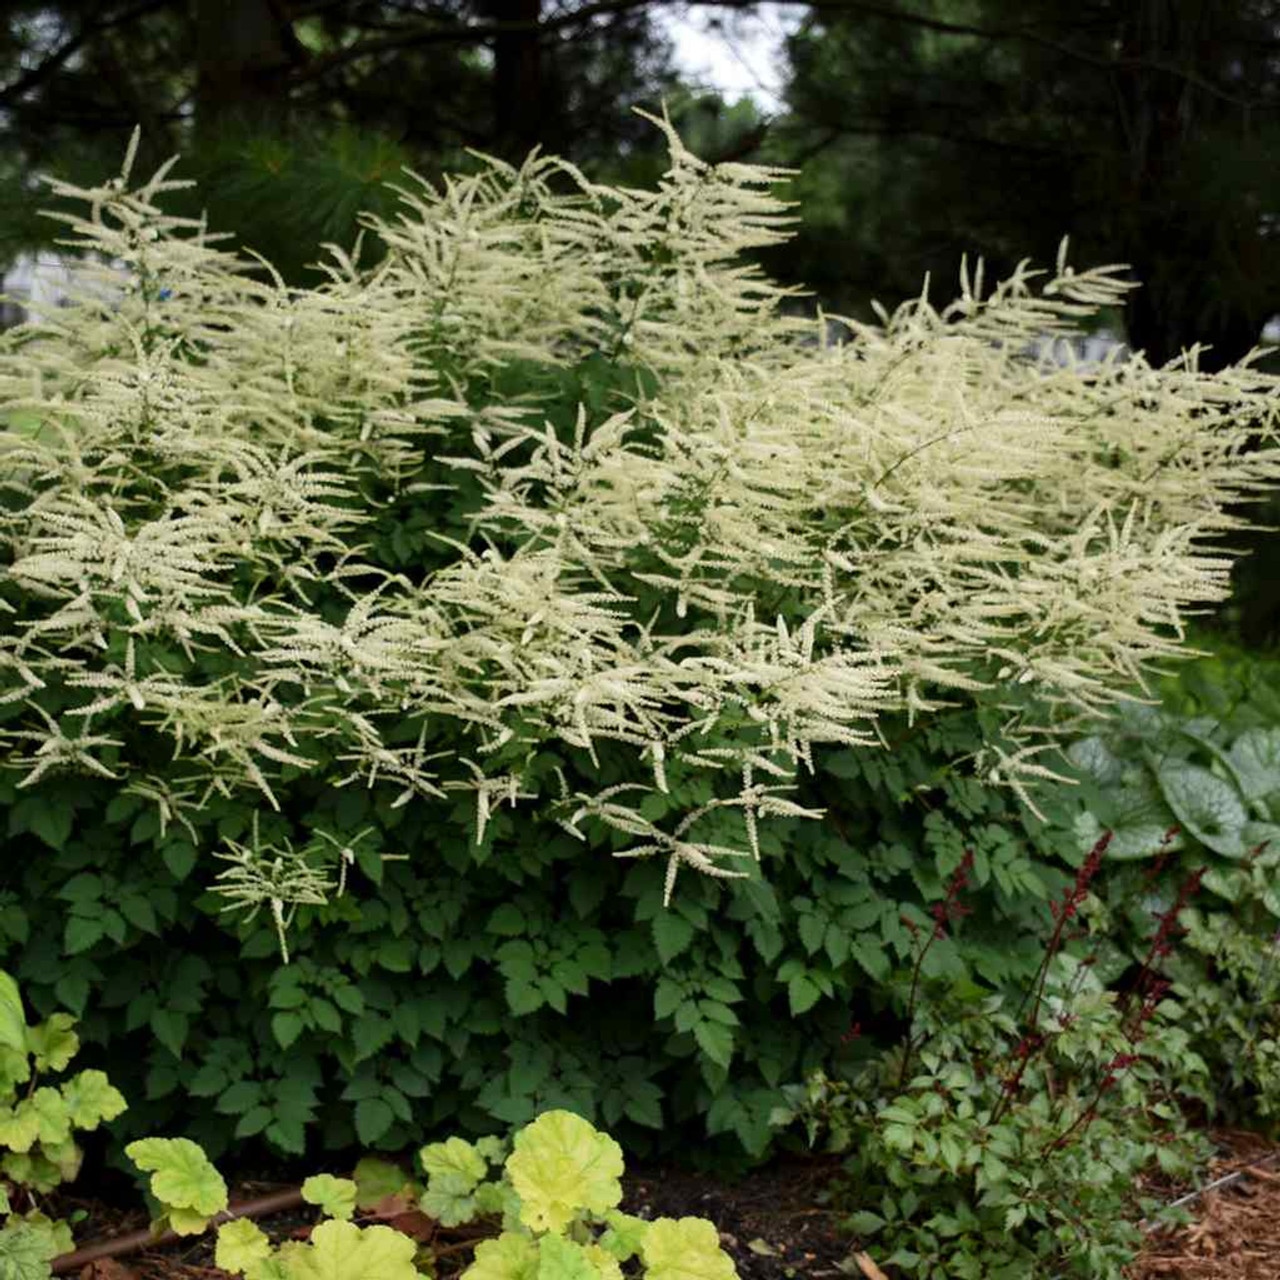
[641,1217,737,1280]
[0,1088,72,1152]
[215,1218,274,1278]
[420,1134,490,1226]
[599,1209,650,1261]
[351,1157,414,1209]
[62,1069,127,1130]
[0,971,25,1055]
[462,1231,538,1280]
[279,1219,420,1280]
[506,1110,624,1234]
[11,1211,73,1258]
[25,1015,77,1073]
[0,1221,61,1280]
[125,1136,228,1234]
[420,1136,487,1193]
[301,1174,357,1221]
[537,1233,618,1280]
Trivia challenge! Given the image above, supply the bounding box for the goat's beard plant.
[2,115,1279,951]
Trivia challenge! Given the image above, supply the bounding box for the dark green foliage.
[0,633,1103,1173]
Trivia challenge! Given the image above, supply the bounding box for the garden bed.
[46,1130,1280,1280]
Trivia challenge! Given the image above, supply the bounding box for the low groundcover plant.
[129,1109,734,1280]
[0,969,127,1278]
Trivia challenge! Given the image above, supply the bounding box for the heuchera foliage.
[3,116,1280,1163]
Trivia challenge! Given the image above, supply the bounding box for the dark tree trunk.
[482,0,544,161]
[195,0,294,137]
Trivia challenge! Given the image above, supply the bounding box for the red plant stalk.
[991,830,1112,1123]
[896,849,975,1087]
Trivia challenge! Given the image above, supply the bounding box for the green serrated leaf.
[354,1099,394,1146]
[652,913,696,965]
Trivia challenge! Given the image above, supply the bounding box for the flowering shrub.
[3,117,1280,1159]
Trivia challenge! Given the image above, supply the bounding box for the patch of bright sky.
[660,4,806,114]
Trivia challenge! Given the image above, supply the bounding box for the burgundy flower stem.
[1015,831,1112,1035]
[50,1188,306,1274]
[896,850,974,1088]
[990,832,1112,1124]
[1119,863,1203,1034]
[1042,1053,1139,1154]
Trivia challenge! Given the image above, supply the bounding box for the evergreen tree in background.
[0,0,687,284]
[770,0,1280,373]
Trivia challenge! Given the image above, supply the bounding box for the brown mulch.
[44,1131,1280,1280]
[1128,1129,1280,1280]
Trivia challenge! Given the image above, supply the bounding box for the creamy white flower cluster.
[2,115,1278,933]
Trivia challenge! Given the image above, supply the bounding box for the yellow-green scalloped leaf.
[420,1136,487,1195]
[281,1219,420,1280]
[462,1231,538,1280]
[25,1015,77,1074]
[215,1218,273,1278]
[641,1217,737,1280]
[599,1209,649,1262]
[0,1088,71,1152]
[0,1221,61,1280]
[506,1111,624,1235]
[351,1157,414,1210]
[9,1209,73,1258]
[0,972,25,1055]
[301,1175,357,1221]
[534,1233,611,1280]
[126,1136,228,1228]
[62,1070,127,1130]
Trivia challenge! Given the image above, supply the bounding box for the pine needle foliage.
[3,114,1280,957]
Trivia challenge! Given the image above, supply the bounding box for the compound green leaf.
[692,1021,734,1069]
[506,1110,624,1234]
[354,1099,394,1146]
[787,975,821,1017]
[281,1219,419,1280]
[301,1175,357,1221]
[641,1217,736,1280]
[652,914,695,966]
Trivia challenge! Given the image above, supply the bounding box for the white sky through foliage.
[659,4,805,113]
